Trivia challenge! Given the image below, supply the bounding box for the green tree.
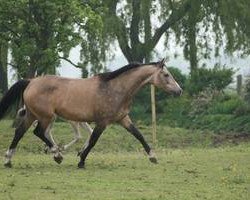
[0,0,102,78]
[244,77,250,104]
[174,0,250,76]
[84,0,250,78]
[100,0,192,63]
[0,39,8,93]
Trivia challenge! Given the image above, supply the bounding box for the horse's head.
[150,59,182,96]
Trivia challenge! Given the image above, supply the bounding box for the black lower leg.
[9,123,27,149]
[33,123,53,148]
[78,125,105,168]
[4,123,28,167]
[125,124,151,154]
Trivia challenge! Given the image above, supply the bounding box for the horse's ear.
[158,58,166,68]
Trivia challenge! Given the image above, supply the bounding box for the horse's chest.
[95,103,129,123]
[94,90,131,122]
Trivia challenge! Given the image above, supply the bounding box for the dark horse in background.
[0,59,182,168]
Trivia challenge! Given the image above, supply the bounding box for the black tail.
[0,80,30,120]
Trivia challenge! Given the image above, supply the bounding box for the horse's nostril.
[176,89,183,96]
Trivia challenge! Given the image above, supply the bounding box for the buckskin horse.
[0,59,182,168]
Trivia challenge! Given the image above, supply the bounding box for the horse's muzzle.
[174,88,183,96]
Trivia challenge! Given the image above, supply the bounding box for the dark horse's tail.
[0,80,30,120]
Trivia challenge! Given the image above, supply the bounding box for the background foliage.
[0,0,250,135]
[131,67,250,134]
[0,0,103,78]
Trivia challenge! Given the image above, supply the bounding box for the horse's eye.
[164,74,169,77]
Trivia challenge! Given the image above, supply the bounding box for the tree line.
[1,0,250,94]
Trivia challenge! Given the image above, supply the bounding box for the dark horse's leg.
[4,116,33,168]
[33,122,54,148]
[78,125,106,168]
[33,121,63,164]
[119,115,157,164]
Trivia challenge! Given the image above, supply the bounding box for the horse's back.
[24,75,73,101]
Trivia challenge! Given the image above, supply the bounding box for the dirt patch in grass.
[212,132,250,147]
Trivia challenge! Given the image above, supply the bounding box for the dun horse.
[0,59,182,168]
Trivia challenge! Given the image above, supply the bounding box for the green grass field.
[0,120,249,200]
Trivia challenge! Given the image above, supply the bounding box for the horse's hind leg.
[33,120,63,164]
[63,122,93,151]
[80,122,93,135]
[4,114,34,168]
[12,106,26,128]
[63,121,82,151]
[119,115,157,164]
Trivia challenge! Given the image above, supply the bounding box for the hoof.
[57,146,64,152]
[4,162,12,168]
[78,161,85,169]
[53,153,63,164]
[149,157,158,164]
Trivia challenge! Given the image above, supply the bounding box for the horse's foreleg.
[78,124,106,168]
[119,115,157,164]
[63,121,82,150]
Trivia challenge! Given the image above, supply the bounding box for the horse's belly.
[55,104,95,122]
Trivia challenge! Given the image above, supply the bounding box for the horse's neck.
[110,65,156,100]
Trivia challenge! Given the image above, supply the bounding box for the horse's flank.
[26,80,97,123]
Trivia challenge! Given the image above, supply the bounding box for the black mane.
[99,62,159,81]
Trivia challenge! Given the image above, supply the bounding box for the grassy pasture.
[0,120,249,200]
